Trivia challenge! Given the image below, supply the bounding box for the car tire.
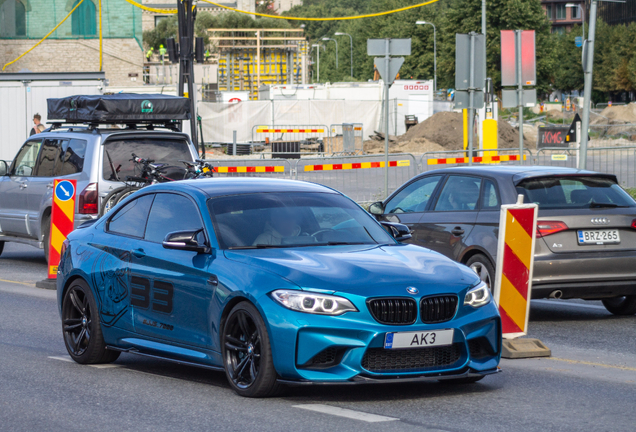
[221,301,281,398]
[0,241,4,257]
[42,214,50,263]
[62,278,120,364]
[601,296,636,316]
[100,186,127,216]
[465,254,495,294]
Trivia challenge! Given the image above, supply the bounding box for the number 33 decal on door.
[130,276,174,314]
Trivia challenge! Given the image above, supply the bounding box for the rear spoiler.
[512,171,618,186]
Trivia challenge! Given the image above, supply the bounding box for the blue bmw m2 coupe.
[57,178,501,397]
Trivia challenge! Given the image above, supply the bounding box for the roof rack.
[48,121,182,132]
[47,94,191,127]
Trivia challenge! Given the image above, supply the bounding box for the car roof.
[422,165,613,183]
[145,178,339,198]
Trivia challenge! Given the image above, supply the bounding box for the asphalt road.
[1,242,636,432]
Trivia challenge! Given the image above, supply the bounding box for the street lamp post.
[311,44,320,82]
[565,3,586,42]
[334,32,353,78]
[322,37,338,69]
[415,21,436,93]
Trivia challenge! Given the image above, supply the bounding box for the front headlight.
[271,290,358,316]
[464,282,492,308]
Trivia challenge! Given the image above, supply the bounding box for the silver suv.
[0,127,198,260]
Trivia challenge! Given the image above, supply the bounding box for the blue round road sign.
[55,180,75,202]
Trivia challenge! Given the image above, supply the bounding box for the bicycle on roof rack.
[99,155,216,216]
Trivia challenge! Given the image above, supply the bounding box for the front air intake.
[367,298,417,325]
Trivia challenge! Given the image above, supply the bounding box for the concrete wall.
[0,39,144,87]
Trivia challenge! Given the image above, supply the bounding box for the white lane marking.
[293,404,398,423]
[48,356,74,363]
[533,300,606,310]
[48,355,120,368]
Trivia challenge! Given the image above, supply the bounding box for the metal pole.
[322,38,338,69]
[233,130,237,156]
[516,30,524,165]
[433,25,437,93]
[468,33,475,166]
[580,0,597,170]
[384,39,390,197]
[348,34,353,77]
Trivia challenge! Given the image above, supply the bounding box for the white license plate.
[384,329,454,349]
[577,229,620,245]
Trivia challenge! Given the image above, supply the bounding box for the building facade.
[541,0,585,33]
[141,0,256,33]
[598,0,636,25]
[273,0,302,13]
[0,0,144,86]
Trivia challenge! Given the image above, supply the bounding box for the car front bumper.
[259,294,502,383]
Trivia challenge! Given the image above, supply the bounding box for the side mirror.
[163,229,210,253]
[0,161,8,176]
[380,221,412,242]
[369,201,385,215]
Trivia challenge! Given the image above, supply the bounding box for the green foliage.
[625,188,636,200]
[143,16,178,50]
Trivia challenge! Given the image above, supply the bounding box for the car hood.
[224,244,478,297]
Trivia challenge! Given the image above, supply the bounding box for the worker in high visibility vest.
[159,44,167,64]
[146,47,154,61]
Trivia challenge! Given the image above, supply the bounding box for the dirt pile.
[592,103,636,124]
[364,137,445,154]
[387,111,532,152]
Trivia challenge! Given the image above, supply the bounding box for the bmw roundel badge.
[406,287,419,295]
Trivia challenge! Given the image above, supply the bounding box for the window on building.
[556,3,567,19]
[545,4,553,19]
[0,0,27,37]
[71,0,96,36]
[571,5,581,19]
[155,16,169,27]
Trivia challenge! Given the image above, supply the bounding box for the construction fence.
[203,145,636,202]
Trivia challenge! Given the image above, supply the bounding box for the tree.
[256,0,278,15]
[553,25,584,93]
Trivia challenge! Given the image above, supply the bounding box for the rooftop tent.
[47,94,191,123]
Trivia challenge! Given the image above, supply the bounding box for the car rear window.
[102,138,192,181]
[516,176,636,209]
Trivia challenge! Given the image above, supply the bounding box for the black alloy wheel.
[63,286,92,357]
[61,279,120,364]
[222,302,280,397]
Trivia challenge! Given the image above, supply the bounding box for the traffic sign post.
[368,38,411,197]
[48,179,77,279]
[501,30,536,165]
[455,33,485,165]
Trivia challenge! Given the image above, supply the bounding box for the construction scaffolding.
[209,28,310,99]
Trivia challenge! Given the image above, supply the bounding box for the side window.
[35,139,64,177]
[10,140,42,176]
[55,139,87,176]
[144,193,203,244]
[107,194,155,238]
[481,179,501,210]
[434,176,482,211]
[385,175,443,214]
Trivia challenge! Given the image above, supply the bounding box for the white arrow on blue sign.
[55,180,75,202]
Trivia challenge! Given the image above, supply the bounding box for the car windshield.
[516,176,636,209]
[102,138,192,181]
[208,192,395,249]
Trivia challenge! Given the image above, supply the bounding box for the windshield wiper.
[315,241,366,246]
[228,244,290,250]
[589,201,626,208]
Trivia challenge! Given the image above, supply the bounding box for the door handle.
[131,248,146,258]
[207,275,218,286]
[451,227,465,236]
[47,183,54,189]
[19,182,27,189]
